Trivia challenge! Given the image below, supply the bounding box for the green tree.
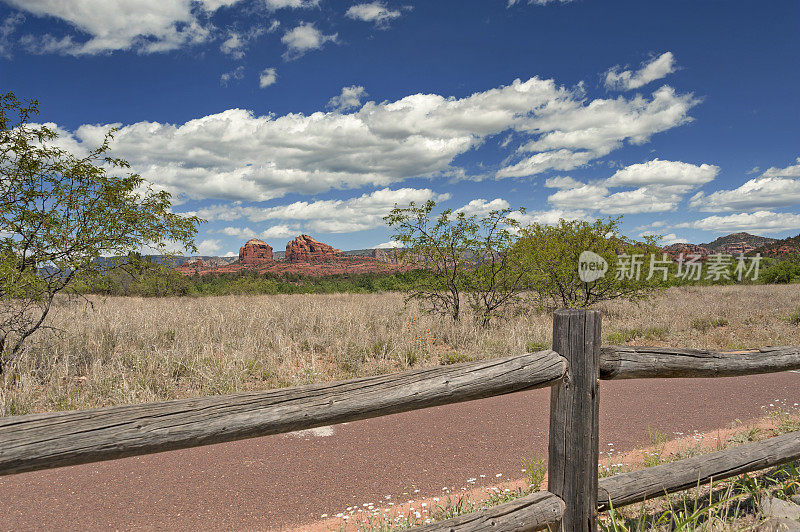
[513,217,665,309]
[0,93,202,370]
[384,200,525,325]
[760,253,800,284]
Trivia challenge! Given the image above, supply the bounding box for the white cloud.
[675,211,800,234]
[546,159,716,214]
[220,33,244,58]
[212,224,299,240]
[606,159,718,186]
[214,226,259,238]
[281,22,337,59]
[260,224,301,239]
[345,2,402,27]
[544,176,581,189]
[6,0,234,55]
[192,188,449,233]
[264,0,319,8]
[690,157,800,211]
[605,52,677,91]
[259,67,278,88]
[761,157,800,179]
[507,0,573,6]
[0,13,24,58]
[196,238,224,255]
[220,65,244,85]
[498,86,698,178]
[510,208,588,226]
[375,240,404,248]
[453,198,511,217]
[50,75,697,202]
[497,150,594,178]
[220,27,265,59]
[3,0,317,56]
[639,231,688,245]
[328,85,367,111]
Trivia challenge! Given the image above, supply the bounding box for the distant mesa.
[285,234,342,262]
[172,234,411,277]
[239,238,274,264]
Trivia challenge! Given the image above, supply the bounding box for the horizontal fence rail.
[3,301,800,531]
[600,346,800,380]
[412,490,565,532]
[598,430,800,511]
[0,349,566,476]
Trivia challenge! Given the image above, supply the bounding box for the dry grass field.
[2,284,799,417]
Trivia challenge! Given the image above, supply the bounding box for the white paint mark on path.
[286,426,337,438]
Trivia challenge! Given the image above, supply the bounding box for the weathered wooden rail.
[1,310,799,531]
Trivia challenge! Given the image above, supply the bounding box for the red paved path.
[1,372,799,531]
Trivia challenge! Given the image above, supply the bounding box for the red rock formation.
[239,238,274,264]
[174,258,204,275]
[719,242,756,255]
[285,235,342,262]
[663,243,710,261]
[175,255,411,277]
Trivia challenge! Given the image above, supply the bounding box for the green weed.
[690,317,730,332]
[520,453,547,490]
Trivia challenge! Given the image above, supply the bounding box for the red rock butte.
[239,238,274,264]
[285,234,342,262]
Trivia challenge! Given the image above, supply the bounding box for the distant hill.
[752,233,800,257]
[699,232,778,254]
[270,249,379,260]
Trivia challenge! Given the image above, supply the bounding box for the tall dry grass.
[2,285,799,417]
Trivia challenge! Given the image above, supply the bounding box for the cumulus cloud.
[328,85,367,111]
[215,225,300,240]
[497,86,698,178]
[281,22,337,59]
[546,159,716,214]
[690,157,800,211]
[605,52,677,91]
[5,0,237,55]
[345,2,402,27]
[675,211,800,234]
[453,198,511,217]
[190,188,450,233]
[606,159,718,186]
[3,0,318,55]
[259,67,278,88]
[196,238,224,255]
[261,224,302,239]
[48,75,697,202]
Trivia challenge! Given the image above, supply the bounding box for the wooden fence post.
[548,309,601,531]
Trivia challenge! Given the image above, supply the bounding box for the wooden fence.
[1,309,800,531]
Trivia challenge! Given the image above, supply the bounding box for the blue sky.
[2,0,799,256]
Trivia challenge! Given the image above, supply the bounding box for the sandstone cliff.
[239,238,274,264]
[285,235,342,262]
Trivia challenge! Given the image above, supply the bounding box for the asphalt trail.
[1,372,799,531]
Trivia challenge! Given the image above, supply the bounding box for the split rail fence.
[1,309,800,531]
